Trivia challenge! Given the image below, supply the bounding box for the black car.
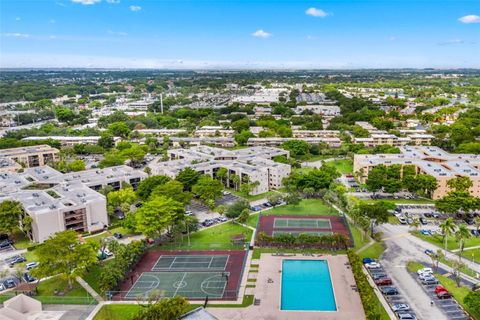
[113,232,123,239]
[464,218,474,225]
[381,286,399,295]
[0,240,12,249]
[0,234,9,241]
[23,272,37,283]
[419,217,427,225]
[8,255,26,267]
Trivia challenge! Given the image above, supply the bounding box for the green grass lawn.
[462,248,480,263]
[83,260,115,295]
[229,189,283,202]
[412,231,480,251]
[84,227,135,244]
[262,199,339,216]
[332,159,353,174]
[11,231,35,250]
[350,222,369,251]
[246,212,260,228]
[160,222,252,250]
[358,241,386,260]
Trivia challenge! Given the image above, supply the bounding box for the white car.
[98,249,113,257]
[0,284,5,291]
[25,262,39,270]
[418,273,435,281]
[392,304,410,312]
[222,191,231,196]
[417,267,433,276]
[365,262,382,269]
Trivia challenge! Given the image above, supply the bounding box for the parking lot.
[409,267,468,320]
[365,260,419,320]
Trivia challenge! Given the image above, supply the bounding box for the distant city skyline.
[1,0,479,69]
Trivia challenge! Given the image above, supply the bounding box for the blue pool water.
[281,260,337,311]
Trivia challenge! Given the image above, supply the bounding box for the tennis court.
[152,255,229,271]
[272,230,333,237]
[125,271,229,299]
[273,217,332,229]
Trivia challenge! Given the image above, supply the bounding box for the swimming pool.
[281,260,337,311]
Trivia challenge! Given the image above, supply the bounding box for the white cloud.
[49,35,57,39]
[438,39,465,46]
[305,7,328,18]
[459,15,480,24]
[15,17,21,21]
[4,33,30,38]
[252,29,271,38]
[49,19,56,24]
[106,0,120,3]
[71,0,101,5]
[129,5,141,11]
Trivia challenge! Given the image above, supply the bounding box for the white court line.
[173,272,188,297]
[169,256,177,269]
[125,274,160,299]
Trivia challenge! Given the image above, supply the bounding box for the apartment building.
[292,130,340,139]
[294,105,341,116]
[353,146,480,199]
[166,137,236,148]
[135,129,188,136]
[0,164,147,242]
[0,145,59,168]
[0,157,22,173]
[22,136,121,146]
[247,137,342,148]
[194,126,235,138]
[150,146,291,195]
[353,121,433,147]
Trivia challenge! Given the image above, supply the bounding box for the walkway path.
[76,276,104,303]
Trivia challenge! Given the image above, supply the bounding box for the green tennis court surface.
[126,272,229,299]
[272,230,333,237]
[152,255,228,271]
[273,218,332,229]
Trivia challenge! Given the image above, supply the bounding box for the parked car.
[375,278,393,286]
[437,291,452,299]
[371,273,388,280]
[434,285,448,294]
[419,217,428,225]
[472,283,480,292]
[362,257,375,264]
[3,279,16,289]
[0,284,5,291]
[420,229,432,235]
[0,240,12,249]
[222,191,231,196]
[219,216,228,222]
[365,262,382,269]
[465,218,474,225]
[392,304,410,312]
[23,273,37,283]
[417,268,433,276]
[419,273,436,281]
[380,286,398,295]
[396,312,417,320]
[424,249,435,256]
[25,262,39,270]
[398,216,407,224]
[471,229,480,237]
[8,255,26,267]
[113,232,123,239]
[422,277,439,285]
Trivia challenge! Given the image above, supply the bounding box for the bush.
[225,200,250,219]
[347,250,384,320]
[256,231,349,250]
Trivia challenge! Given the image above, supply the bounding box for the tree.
[99,150,126,168]
[31,230,97,289]
[176,168,200,191]
[439,217,456,252]
[67,159,86,172]
[231,174,241,191]
[192,175,223,208]
[121,144,147,166]
[285,192,301,207]
[281,140,310,158]
[234,130,254,146]
[237,209,250,224]
[447,176,473,192]
[98,132,115,149]
[150,180,192,205]
[464,291,480,314]
[225,200,250,219]
[108,122,131,138]
[133,296,189,320]
[267,193,283,206]
[107,187,137,214]
[455,224,471,263]
[0,200,23,235]
[137,175,171,200]
[214,167,228,185]
[357,201,394,237]
[135,196,184,238]
[365,165,388,194]
[216,205,226,215]
[436,190,478,217]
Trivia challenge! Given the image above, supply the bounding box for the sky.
[0,0,479,69]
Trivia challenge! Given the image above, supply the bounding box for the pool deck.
[208,254,365,320]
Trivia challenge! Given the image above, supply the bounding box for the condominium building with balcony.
[22,136,121,146]
[247,137,342,148]
[0,145,59,168]
[150,146,291,195]
[353,146,480,199]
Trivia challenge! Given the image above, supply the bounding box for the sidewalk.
[76,276,104,302]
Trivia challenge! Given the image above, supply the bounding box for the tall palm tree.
[439,217,457,252]
[455,224,471,263]
[231,174,240,191]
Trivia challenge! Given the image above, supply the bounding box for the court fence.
[105,289,241,301]
[0,291,98,305]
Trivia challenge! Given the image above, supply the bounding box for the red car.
[434,286,448,294]
[437,291,452,299]
[375,278,393,286]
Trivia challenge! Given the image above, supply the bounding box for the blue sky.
[1,0,479,68]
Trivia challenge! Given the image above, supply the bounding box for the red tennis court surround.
[257,214,352,244]
[114,250,247,301]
